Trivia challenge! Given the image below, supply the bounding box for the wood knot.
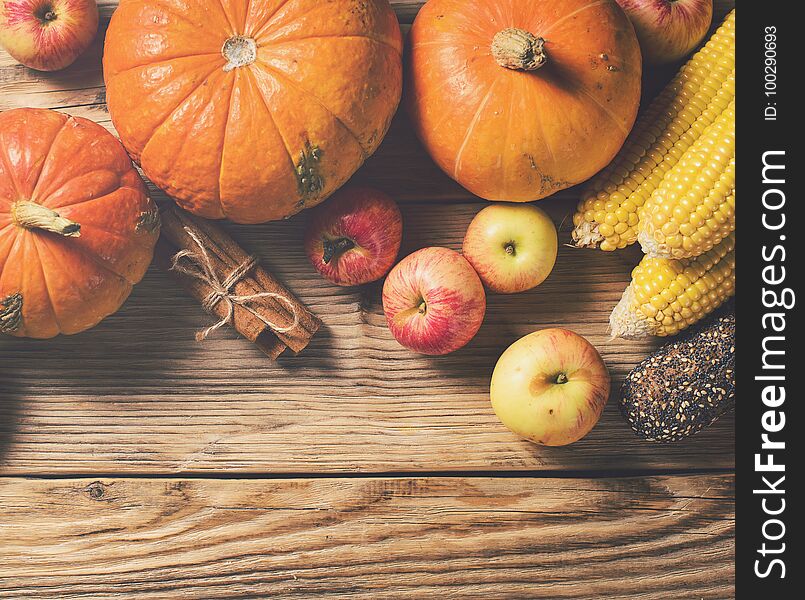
[85,481,106,500]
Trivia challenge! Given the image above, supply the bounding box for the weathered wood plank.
[0,474,735,599]
[0,198,733,475]
[0,0,736,474]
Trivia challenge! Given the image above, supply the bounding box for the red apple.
[0,0,99,71]
[463,203,558,294]
[490,328,611,446]
[616,0,713,65]
[305,186,403,286]
[383,247,485,355]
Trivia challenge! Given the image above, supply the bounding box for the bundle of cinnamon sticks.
[155,203,320,359]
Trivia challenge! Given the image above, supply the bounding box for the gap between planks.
[0,466,736,481]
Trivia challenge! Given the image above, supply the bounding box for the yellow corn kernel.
[638,100,735,259]
[572,10,735,251]
[610,233,735,338]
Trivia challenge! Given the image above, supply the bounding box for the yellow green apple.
[462,203,557,294]
[490,328,611,446]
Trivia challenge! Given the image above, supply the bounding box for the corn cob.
[572,10,735,251]
[610,232,735,339]
[638,100,735,259]
[620,308,734,442]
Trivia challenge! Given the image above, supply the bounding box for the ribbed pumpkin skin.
[0,108,159,339]
[406,0,642,202]
[103,0,403,224]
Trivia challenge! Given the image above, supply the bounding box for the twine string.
[170,228,300,341]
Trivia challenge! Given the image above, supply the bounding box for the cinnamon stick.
[167,207,320,351]
[157,203,321,358]
[154,239,287,360]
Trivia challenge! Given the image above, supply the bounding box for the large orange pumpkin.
[406,0,642,202]
[103,0,403,224]
[0,108,159,339]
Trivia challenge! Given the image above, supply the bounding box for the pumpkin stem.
[492,28,547,71]
[12,201,81,237]
[222,36,257,72]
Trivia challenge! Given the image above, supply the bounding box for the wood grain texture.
[0,474,735,599]
[0,1,736,595]
[0,196,735,475]
[0,1,736,476]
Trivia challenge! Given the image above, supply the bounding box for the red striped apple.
[490,328,611,446]
[383,247,485,355]
[0,0,98,71]
[305,186,402,286]
[463,203,557,294]
[616,0,713,65]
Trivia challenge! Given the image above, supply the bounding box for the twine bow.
[170,227,300,342]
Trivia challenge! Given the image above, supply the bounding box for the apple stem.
[417,301,427,315]
[322,237,355,265]
[555,373,569,385]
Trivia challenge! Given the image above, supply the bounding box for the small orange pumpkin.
[0,108,159,339]
[103,0,403,224]
[406,0,642,202]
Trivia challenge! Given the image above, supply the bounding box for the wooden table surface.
[1,1,735,597]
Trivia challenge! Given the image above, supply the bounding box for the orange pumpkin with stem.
[103,0,403,224]
[406,0,642,202]
[0,108,159,339]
